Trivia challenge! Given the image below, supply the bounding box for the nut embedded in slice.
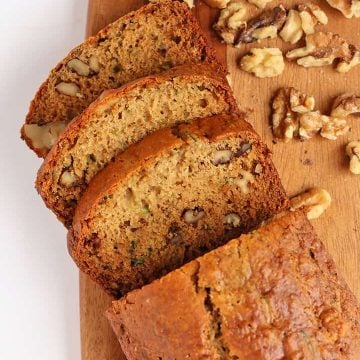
[240,47,285,78]
[23,122,66,156]
[346,141,360,174]
[290,188,331,220]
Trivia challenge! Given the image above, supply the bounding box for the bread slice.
[21,0,220,157]
[106,210,360,360]
[36,64,237,227]
[67,113,289,297]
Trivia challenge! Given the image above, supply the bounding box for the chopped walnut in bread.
[346,141,360,174]
[240,47,285,78]
[331,93,360,117]
[290,188,331,220]
[287,32,356,69]
[326,0,360,19]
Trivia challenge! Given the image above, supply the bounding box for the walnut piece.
[240,47,285,78]
[326,0,360,19]
[298,3,328,35]
[213,2,247,45]
[55,82,81,97]
[298,111,326,140]
[203,0,230,8]
[290,188,331,220]
[272,87,315,141]
[182,207,205,224]
[212,150,232,165]
[23,121,66,152]
[279,10,303,44]
[346,141,360,174]
[89,55,100,73]
[320,116,350,140]
[223,213,241,229]
[337,50,360,73]
[67,59,90,76]
[331,93,360,117]
[214,5,286,46]
[229,169,255,194]
[60,170,78,187]
[248,0,274,9]
[287,32,355,68]
[235,6,287,45]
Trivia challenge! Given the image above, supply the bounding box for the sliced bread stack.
[21,0,221,157]
[68,113,288,296]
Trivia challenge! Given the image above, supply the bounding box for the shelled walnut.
[213,2,247,45]
[272,87,315,141]
[236,6,286,45]
[279,9,303,44]
[331,94,360,118]
[240,48,285,78]
[346,141,360,174]
[214,5,286,46]
[290,188,331,220]
[298,3,328,35]
[320,116,350,140]
[326,0,360,19]
[298,111,326,140]
[337,50,360,73]
[287,32,357,71]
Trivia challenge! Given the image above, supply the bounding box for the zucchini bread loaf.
[68,113,289,297]
[36,64,237,227]
[107,211,360,360]
[21,0,220,157]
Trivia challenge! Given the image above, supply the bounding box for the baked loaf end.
[107,210,360,360]
[68,113,289,297]
[36,64,237,227]
[21,0,221,157]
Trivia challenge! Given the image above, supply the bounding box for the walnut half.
[346,141,360,174]
[290,188,332,220]
[326,0,360,19]
[331,94,360,118]
[286,32,355,69]
[240,48,285,78]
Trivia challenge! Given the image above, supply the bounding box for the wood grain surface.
[81,1,360,359]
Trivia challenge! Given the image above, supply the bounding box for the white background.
[0,1,88,359]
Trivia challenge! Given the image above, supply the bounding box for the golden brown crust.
[21,0,222,157]
[107,211,360,360]
[36,63,238,226]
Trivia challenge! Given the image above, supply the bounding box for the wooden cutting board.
[81,1,360,359]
